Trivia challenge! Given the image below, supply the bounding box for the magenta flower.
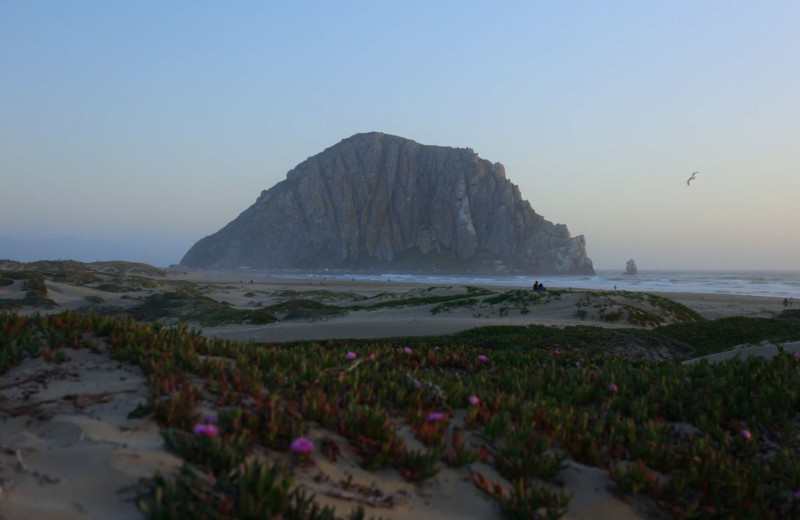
[793,490,800,500]
[403,347,413,355]
[477,354,488,362]
[193,423,219,437]
[370,353,376,360]
[290,437,314,455]
[426,412,445,422]
[794,352,800,359]
[468,395,480,406]
[741,429,752,440]
[608,383,618,392]
[345,351,357,360]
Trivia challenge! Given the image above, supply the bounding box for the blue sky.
[2,1,799,269]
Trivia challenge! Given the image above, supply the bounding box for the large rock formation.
[181,133,594,274]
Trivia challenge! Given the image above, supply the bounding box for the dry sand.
[1,269,797,519]
[0,345,182,520]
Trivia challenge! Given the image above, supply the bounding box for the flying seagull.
[686,171,698,186]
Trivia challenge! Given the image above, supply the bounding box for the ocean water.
[265,269,800,299]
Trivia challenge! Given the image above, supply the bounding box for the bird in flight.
[686,171,698,186]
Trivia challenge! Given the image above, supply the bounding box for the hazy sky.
[2,1,799,270]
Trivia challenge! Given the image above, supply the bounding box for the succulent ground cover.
[2,310,800,519]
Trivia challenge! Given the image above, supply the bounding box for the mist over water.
[264,269,800,298]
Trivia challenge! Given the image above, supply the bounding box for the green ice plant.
[4,308,800,518]
[501,479,571,520]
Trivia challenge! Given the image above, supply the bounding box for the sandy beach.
[171,270,787,343]
[1,266,799,519]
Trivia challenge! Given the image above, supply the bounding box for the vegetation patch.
[91,261,167,277]
[658,316,800,358]
[127,291,277,326]
[640,293,705,322]
[573,291,704,327]
[354,292,481,311]
[274,289,366,302]
[431,297,480,314]
[777,309,800,321]
[92,275,163,292]
[265,299,347,321]
[1,312,799,519]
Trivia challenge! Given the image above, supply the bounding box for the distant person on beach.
[790,297,794,307]
[533,281,539,291]
[784,298,789,307]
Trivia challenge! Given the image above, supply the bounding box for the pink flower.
[370,353,376,360]
[794,352,800,359]
[290,437,314,455]
[403,347,413,355]
[426,412,445,422]
[193,423,219,437]
[793,490,800,500]
[608,383,618,392]
[468,395,480,406]
[345,351,357,360]
[477,354,488,362]
[338,374,345,382]
[741,429,752,440]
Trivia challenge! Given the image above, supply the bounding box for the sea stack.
[181,132,595,274]
[624,259,638,275]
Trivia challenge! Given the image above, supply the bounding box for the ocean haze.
[0,235,189,267]
[2,2,799,270]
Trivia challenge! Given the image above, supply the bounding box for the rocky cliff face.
[180,133,594,274]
